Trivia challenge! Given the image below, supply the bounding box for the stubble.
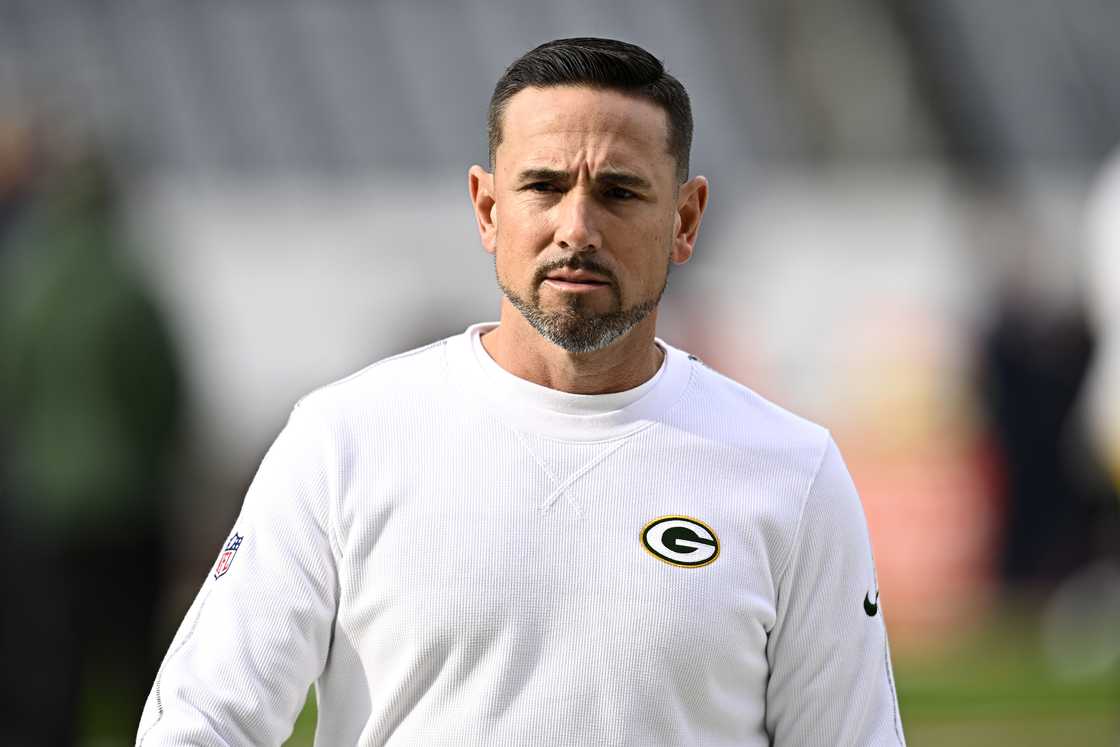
[496,252,671,354]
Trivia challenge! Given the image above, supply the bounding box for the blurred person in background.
[0,126,183,746]
[0,120,40,243]
[138,38,904,746]
[979,291,1105,587]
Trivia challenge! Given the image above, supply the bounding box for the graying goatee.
[496,254,670,353]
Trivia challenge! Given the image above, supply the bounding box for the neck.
[480,298,665,394]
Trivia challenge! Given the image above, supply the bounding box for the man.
[138,37,905,745]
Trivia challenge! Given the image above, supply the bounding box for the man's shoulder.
[294,335,452,420]
[673,349,830,454]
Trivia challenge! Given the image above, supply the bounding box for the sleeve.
[137,402,339,746]
[763,436,906,746]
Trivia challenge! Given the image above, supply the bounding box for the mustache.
[533,254,619,288]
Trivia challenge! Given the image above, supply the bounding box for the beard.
[496,252,670,354]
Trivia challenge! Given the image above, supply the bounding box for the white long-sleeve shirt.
[138,322,905,746]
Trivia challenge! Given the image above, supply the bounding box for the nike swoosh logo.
[864,591,880,617]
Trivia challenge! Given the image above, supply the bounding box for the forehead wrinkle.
[514,154,657,191]
[512,134,655,181]
[519,122,659,160]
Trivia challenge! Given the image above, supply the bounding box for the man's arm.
[137,403,339,746]
[764,437,906,746]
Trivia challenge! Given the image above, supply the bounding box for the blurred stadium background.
[1,0,1118,745]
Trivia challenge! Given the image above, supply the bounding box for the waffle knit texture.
[138,322,906,746]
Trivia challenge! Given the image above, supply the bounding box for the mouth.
[542,270,613,290]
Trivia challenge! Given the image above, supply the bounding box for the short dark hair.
[487,38,693,182]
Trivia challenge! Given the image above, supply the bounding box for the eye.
[524,182,560,193]
[605,186,638,200]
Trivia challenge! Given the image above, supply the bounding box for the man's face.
[470,85,703,353]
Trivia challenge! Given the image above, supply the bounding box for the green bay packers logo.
[641,515,719,568]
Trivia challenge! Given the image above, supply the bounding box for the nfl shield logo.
[213,533,244,579]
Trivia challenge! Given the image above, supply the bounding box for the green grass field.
[891,604,1119,746]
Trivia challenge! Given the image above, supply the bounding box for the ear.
[671,175,709,265]
[468,164,498,255]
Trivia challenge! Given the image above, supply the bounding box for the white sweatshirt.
[138,322,905,746]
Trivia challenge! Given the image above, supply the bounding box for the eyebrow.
[515,167,653,192]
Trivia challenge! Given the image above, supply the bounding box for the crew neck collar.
[446,322,693,442]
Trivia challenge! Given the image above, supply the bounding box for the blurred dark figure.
[980,295,1118,588]
[0,123,40,243]
[0,133,183,745]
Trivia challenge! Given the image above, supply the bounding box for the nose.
[554,190,602,252]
